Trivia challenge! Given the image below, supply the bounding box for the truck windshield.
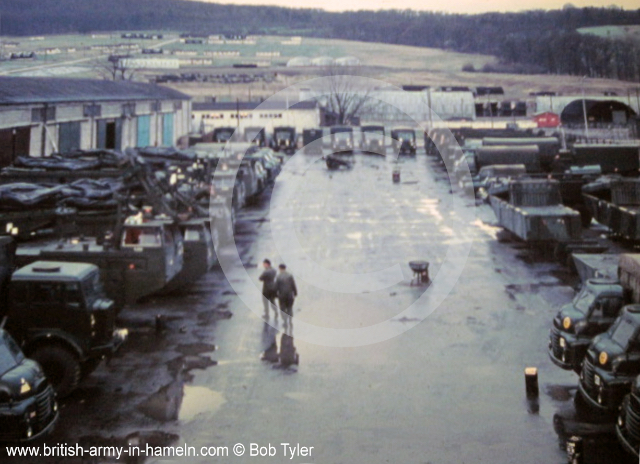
[275,131,292,140]
[334,132,352,141]
[122,228,163,247]
[573,287,596,314]
[396,131,415,141]
[611,318,637,348]
[365,130,383,140]
[0,334,23,376]
[216,131,232,141]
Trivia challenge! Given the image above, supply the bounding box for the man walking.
[275,264,297,330]
[259,259,277,321]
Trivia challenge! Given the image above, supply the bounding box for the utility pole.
[581,75,590,140]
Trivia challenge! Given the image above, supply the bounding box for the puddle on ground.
[179,386,226,422]
[139,381,225,423]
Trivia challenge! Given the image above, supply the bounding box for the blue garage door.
[137,115,151,147]
[162,113,174,147]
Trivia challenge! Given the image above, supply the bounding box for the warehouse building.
[0,76,191,167]
[192,100,321,135]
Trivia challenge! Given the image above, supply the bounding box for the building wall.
[192,107,321,137]
[0,98,191,162]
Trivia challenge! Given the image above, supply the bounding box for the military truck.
[272,127,296,154]
[4,261,126,397]
[163,218,218,291]
[244,126,267,147]
[0,328,58,441]
[330,126,355,154]
[15,219,184,311]
[617,375,640,457]
[302,128,324,155]
[578,304,640,412]
[390,128,416,155]
[360,125,385,155]
[570,144,640,176]
[481,137,559,171]
[212,127,236,143]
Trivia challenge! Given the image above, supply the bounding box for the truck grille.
[550,327,563,359]
[34,384,54,430]
[626,394,640,441]
[581,357,598,397]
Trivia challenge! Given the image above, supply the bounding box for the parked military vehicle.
[212,127,236,143]
[617,375,640,457]
[244,126,267,147]
[569,144,640,176]
[302,128,324,155]
[390,128,416,155]
[578,304,640,412]
[360,125,385,155]
[549,255,640,372]
[465,164,527,195]
[490,179,581,244]
[457,145,542,178]
[482,137,559,171]
[583,178,640,242]
[0,328,58,441]
[272,126,296,154]
[4,260,126,397]
[14,218,183,311]
[163,218,218,291]
[330,126,355,154]
[247,148,282,183]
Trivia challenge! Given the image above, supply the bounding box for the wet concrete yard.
[6,151,637,463]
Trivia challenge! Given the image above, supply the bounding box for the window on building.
[31,106,56,123]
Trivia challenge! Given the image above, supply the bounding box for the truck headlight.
[20,379,31,395]
[599,351,608,366]
[559,337,566,348]
[90,314,96,328]
[563,317,572,330]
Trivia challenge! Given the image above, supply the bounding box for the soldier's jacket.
[275,271,297,300]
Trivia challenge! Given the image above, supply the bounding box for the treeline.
[1,0,639,81]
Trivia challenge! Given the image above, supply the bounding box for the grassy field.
[577,24,640,41]
[0,31,637,102]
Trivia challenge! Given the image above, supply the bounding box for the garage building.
[0,76,191,167]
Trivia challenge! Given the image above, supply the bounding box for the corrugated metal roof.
[193,100,318,111]
[0,76,191,105]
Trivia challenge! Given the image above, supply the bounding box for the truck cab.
[617,375,640,458]
[212,127,236,143]
[330,126,355,154]
[5,261,126,397]
[302,128,324,155]
[549,278,626,371]
[578,304,640,412]
[391,128,416,155]
[361,125,385,155]
[0,329,58,442]
[272,127,296,154]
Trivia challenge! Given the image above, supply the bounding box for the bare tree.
[319,66,380,125]
[95,55,137,81]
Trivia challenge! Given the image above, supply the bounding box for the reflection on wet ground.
[261,322,300,370]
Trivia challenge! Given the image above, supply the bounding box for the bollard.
[525,367,539,398]
[392,169,401,183]
[155,314,166,333]
[566,436,584,464]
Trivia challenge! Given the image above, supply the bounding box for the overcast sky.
[193,0,635,14]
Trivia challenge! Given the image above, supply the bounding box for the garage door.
[137,115,151,147]
[0,127,31,168]
[58,121,81,153]
[162,113,174,147]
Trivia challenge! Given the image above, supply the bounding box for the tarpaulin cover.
[0,180,123,211]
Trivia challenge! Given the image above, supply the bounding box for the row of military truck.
[0,142,284,442]
[199,125,420,156]
[424,125,640,458]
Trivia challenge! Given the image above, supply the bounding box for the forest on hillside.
[1,1,639,81]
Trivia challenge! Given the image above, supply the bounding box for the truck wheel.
[30,346,80,398]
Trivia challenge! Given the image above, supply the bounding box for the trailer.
[583,178,640,242]
[490,179,602,261]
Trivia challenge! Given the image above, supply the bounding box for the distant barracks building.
[0,77,191,167]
